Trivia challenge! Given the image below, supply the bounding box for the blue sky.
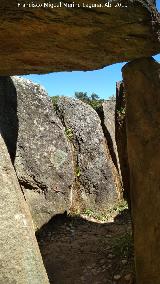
[23,2,160,99]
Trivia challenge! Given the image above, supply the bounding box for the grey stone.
[0,1,159,75]
[102,100,121,176]
[115,81,131,206]
[0,133,49,284]
[0,76,74,230]
[56,96,122,214]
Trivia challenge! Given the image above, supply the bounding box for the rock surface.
[0,76,124,230]
[115,82,130,206]
[0,133,49,284]
[102,100,121,174]
[0,1,159,75]
[56,97,122,214]
[0,76,74,230]
[122,57,160,284]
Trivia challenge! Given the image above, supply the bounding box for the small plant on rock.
[82,209,109,222]
[117,106,126,116]
[51,95,60,110]
[65,127,74,141]
[110,200,128,215]
[75,166,81,177]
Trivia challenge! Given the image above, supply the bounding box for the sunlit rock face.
[0,76,123,230]
[0,76,75,230]
[0,132,49,284]
[56,96,122,214]
[122,57,160,284]
[0,0,159,75]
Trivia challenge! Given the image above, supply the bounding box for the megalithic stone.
[0,134,49,284]
[0,0,159,75]
[122,57,160,284]
[115,81,131,207]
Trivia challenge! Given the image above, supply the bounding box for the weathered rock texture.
[56,97,122,214]
[115,82,130,206]
[0,1,159,75]
[0,76,124,230]
[102,100,120,173]
[122,57,160,284]
[0,76,74,230]
[0,133,49,284]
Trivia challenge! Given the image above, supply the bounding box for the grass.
[82,200,128,222]
[109,200,128,214]
[82,208,108,222]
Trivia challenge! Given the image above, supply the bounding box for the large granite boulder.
[0,1,159,75]
[56,97,122,214]
[0,133,49,284]
[0,76,74,230]
[122,57,160,284]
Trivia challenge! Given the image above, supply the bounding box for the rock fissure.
[56,96,122,214]
[97,104,119,172]
[115,81,130,207]
[20,179,48,196]
[54,102,85,213]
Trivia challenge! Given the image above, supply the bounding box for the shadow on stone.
[97,105,119,172]
[0,77,18,164]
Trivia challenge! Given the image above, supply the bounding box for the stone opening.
[0,1,160,284]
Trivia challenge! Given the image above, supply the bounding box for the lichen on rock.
[56,96,122,214]
[0,76,75,230]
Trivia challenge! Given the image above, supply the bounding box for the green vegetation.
[51,95,60,110]
[117,106,126,116]
[112,232,134,260]
[51,93,115,114]
[82,200,128,222]
[82,208,109,222]
[75,166,81,177]
[65,127,74,141]
[74,92,104,112]
[110,199,128,214]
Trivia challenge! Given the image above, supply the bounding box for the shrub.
[51,95,59,110]
[74,92,104,112]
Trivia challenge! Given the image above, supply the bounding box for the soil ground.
[36,210,135,284]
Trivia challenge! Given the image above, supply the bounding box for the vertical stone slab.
[122,57,160,284]
[102,99,120,172]
[0,134,49,283]
[115,81,130,206]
